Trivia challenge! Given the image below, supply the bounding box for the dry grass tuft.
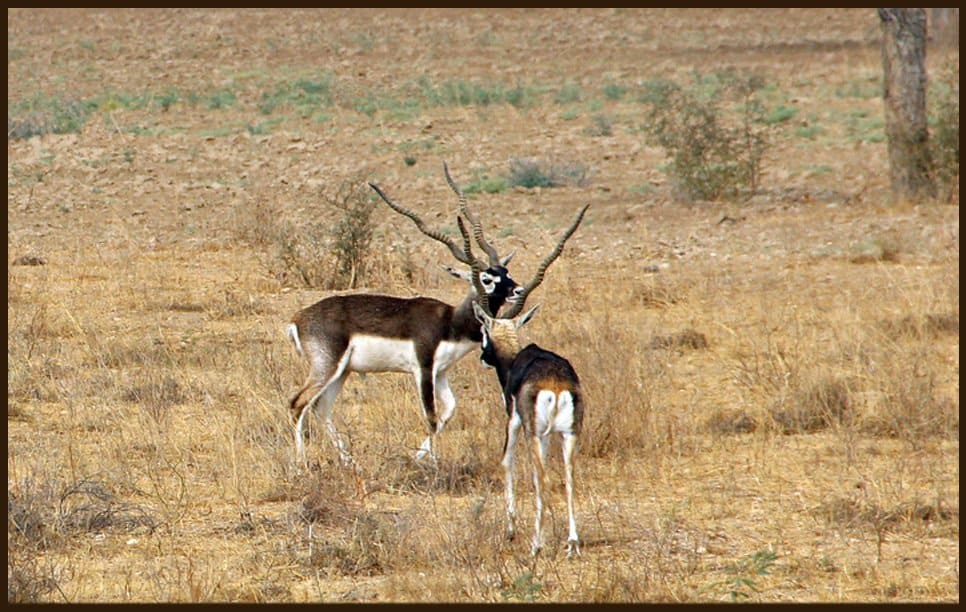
[772,377,852,434]
[376,454,500,495]
[847,231,904,264]
[877,312,960,340]
[634,276,685,308]
[649,328,709,351]
[296,470,367,527]
[814,494,957,536]
[309,511,408,576]
[705,410,757,435]
[120,375,190,424]
[12,254,48,266]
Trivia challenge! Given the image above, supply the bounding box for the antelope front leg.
[414,367,439,463]
[420,372,457,461]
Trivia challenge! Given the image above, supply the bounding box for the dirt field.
[7,9,959,602]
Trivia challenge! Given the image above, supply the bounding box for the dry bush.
[633,275,685,309]
[735,320,956,442]
[152,290,268,321]
[7,355,71,405]
[564,316,660,459]
[813,490,957,563]
[207,290,269,320]
[857,358,958,442]
[295,469,480,578]
[7,546,64,603]
[507,156,590,189]
[85,333,179,370]
[705,410,757,435]
[648,328,709,351]
[851,303,959,443]
[847,232,904,264]
[771,376,853,434]
[120,374,190,425]
[297,466,412,578]
[877,312,959,340]
[309,511,409,576]
[296,469,366,527]
[7,303,77,405]
[230,174,411,291]
[8,476,157,602]
[376,452,500,495]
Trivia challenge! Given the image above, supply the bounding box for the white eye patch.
[479,272,497,293]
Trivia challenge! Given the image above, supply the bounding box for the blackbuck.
[287,163,588,465]
[473,302,585,558]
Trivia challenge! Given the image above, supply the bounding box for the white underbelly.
[346,336,476,374]
[348,336,418,373]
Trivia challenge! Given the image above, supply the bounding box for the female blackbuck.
[287,163,587,465]
[472,293,585,558]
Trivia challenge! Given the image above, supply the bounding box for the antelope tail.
[541,393,557,437]
[286,323,303,356]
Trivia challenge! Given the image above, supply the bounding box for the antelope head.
[369,163,524,314]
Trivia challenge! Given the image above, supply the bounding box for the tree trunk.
[878,8,935,200]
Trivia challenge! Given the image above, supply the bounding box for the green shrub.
[586,113,615,137]
[641,71,769,201]
[206,88,236,110]
[602,82,628,101]
[325,177,379,289]
[464,174,509,194]
[554,81,582,105]
[7,95,96,140]
[234,174,378,289]
[763,105,797,125]
[507,157,589,189]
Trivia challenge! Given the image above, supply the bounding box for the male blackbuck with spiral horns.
[468,231,587,556]
[287,163,588,466]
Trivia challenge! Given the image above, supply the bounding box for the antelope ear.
[472,302,492,326]
[516,304,540,329]
[441,264,472,282]
[500,250,516,266]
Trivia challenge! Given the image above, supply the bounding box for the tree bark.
[878,8,935,200]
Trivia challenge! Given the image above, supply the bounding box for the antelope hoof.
[530,538,542,557]
[413,448,438,464]
[414,437,438,463]
[566,538,581,558]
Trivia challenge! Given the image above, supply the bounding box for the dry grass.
[7,8,959,603]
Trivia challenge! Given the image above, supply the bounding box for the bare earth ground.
[7,9,959,602]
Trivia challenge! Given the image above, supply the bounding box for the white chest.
[433,339,478,374]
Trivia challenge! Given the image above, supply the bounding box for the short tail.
[286,322,303,355]
[537,391,557,437]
